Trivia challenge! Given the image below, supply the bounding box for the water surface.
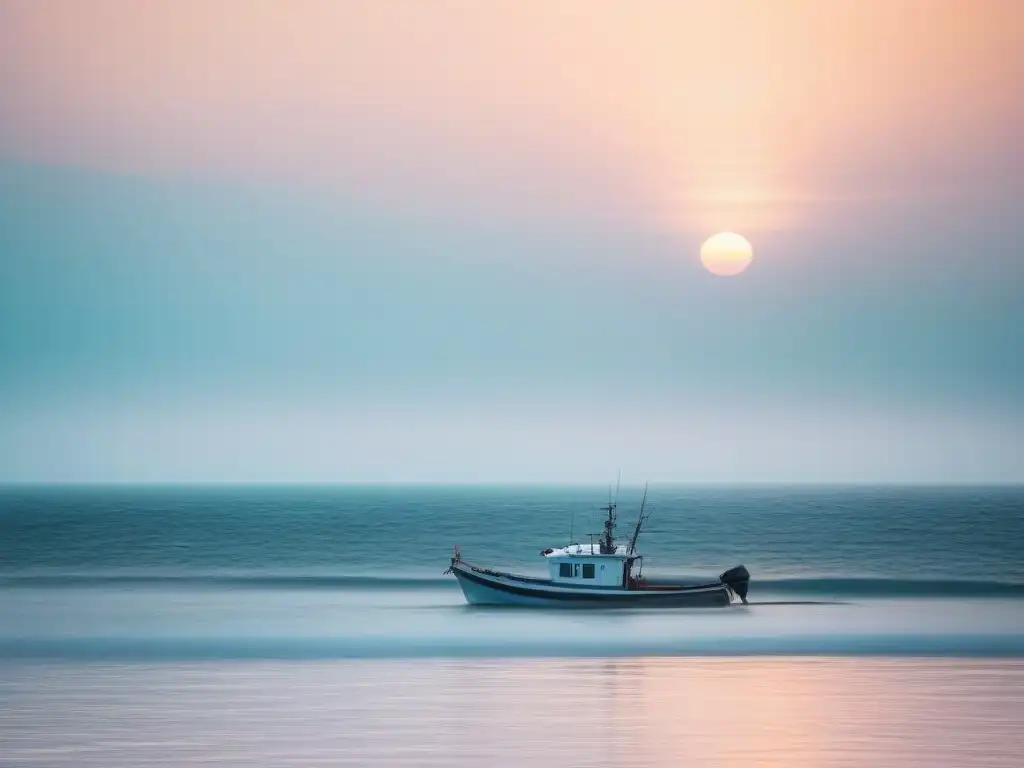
[2,485,1022,765]
[3,658,1022,767]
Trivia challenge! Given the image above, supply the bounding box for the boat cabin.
[535,490,651,589]
[540,544,639,588]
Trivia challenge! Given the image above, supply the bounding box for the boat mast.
[599,471,621,554]
[599,500,616,554]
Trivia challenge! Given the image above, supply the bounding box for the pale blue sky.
[1,161,1021,482]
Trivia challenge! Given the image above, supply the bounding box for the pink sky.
[1,0,1020,233]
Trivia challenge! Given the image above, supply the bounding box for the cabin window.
[559,563,572,578]
[574,564,580,577]
[582,564,595,579]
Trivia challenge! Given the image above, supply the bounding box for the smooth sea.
[2,484,1022,766]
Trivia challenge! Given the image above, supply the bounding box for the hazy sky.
[1,0,1022,482]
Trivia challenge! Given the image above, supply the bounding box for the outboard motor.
[720,565,750,604]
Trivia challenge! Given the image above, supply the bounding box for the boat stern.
[720,565,750,604]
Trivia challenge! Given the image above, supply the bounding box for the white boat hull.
[451,562,736,608]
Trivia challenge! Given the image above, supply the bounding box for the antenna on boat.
[627,482,651,557]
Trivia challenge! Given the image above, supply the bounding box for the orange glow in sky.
[0,1,1020,235]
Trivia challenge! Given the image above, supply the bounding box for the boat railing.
[444,546,509,578]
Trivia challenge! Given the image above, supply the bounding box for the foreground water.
[3,659,1022,767]
[2,485,1022,765]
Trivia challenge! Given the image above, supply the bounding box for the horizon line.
[1,480,1022,489]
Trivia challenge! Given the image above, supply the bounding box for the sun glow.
[700,232,754,277]
[0,3,1014,237]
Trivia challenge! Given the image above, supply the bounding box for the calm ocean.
[2,484,1022,766]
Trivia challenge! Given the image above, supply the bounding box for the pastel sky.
[1,0,1022,482]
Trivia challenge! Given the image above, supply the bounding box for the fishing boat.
[444,485,750,607]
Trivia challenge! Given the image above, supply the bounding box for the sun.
[700,232,754,277]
